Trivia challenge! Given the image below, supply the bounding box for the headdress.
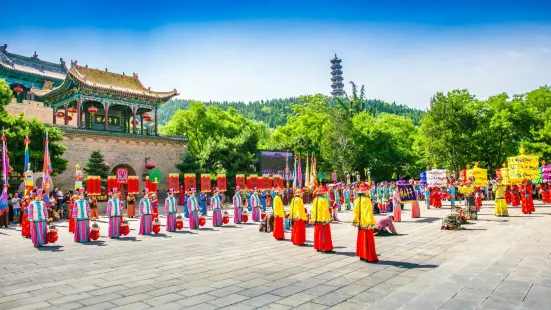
[357,183,371,193]
[316,186,328,195]
[167,188,175,194]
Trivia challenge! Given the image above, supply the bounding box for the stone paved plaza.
[1,201,551,310]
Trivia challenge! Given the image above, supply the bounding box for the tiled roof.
[69,62,177,100]
[0,44,66,83]
[32,61,178,101]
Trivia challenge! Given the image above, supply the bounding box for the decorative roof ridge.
[2,45,67,69]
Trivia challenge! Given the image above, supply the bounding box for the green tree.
[416,90,478,174]
[83,151,110,179]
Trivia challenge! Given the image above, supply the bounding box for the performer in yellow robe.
[353,183,378,262]
[273,188,286,240]
[492,178,508,217]
[311,186,333,253]
[289,189,307,246]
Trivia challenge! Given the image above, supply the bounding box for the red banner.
[273,175,283,188]
[168,173,179,191]
[261,174,270,189]
[127,176,140,195]
[87,176,101,196]
[184,174,196,191]
[201,174,211,193]
[145,176,157,193]
[217,174,227,192]
[107,176,117,193]
[460,170,467,184]
[236,174,245,189]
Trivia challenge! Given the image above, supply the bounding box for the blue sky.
[2,0,550,108]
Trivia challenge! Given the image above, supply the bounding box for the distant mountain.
[158,97,425,127]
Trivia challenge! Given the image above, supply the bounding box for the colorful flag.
[285,154,290,188]
[292,155,297,189]
[24,136,30,172]
[297,156,303,189]
[0,131,9,213]
[304,154,310,188]
[42,131,52,203]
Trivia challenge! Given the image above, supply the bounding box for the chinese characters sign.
[398,184,416,203]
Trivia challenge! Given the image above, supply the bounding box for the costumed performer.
[150,192,159,219]
[188,188,200,229]
[521,180,535,214]
[343,186,351,211]
[139,189,153,235]
[353,183,378,262]
[211,187,223,227]
[183,188,190,219]
[233,187,243,224]
[165,188,178,232]
[250,188,261,222]
[411,191,421,218]
[260,190,267,211]
[311,186,333,252]
[448,183,456,208]
[392,184,401,222]
[68,193,77,233]
[89,194,99,220]
[505,185,512,205]
[375,215,397,236]
[73,188,91,243]
[106,188,124,238]
[199,191,207,216]
[20,195,31,238]
[542,183,551,203]
[511,185,521,207]
[492,178,508,217]
[272,187,285,240]
[424,186,430,209]
[289,188,307,246]
[28,189,49,247]
[126,194,136,218]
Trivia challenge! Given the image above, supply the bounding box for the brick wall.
[5,99,78,126]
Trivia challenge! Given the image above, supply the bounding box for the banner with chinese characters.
[145,176,157,193]
[501,168,510,185]
[466,165,487,187]
[86,176,101,196]
[236,174,245,189]
[184,173,196,191]
[168,173,179,191]
[397,184,416,203]
[93,115,121,126]
[273,175,283,188]
[107,176,117,193]
[543,165,551,183]
[200,174,211,193]
[507,153,539,185]
[217,174,227,192]
[127,176,140,194]
[426,169,447,187]
[246,174,258,189]
[262,174,270,189]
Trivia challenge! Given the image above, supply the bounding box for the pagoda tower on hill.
[330,54,344,97]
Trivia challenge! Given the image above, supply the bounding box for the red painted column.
[132,106,137,134]
[154,108,158,136]
[64,104,68,125]
[76,99,82,128]
[104,103,109,131]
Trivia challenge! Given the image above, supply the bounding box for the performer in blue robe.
[199,192,207,215]
[259,191,267,211]
[183,190,190,218]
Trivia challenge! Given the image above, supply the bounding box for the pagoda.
[330,54,344,97]
[0,44,67,101]
[30,61,178,136]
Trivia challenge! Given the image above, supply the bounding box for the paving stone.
[240,293,283,308]
[277,293,316,307]
[207,293,249,307]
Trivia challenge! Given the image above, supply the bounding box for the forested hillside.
[158,97,425,127]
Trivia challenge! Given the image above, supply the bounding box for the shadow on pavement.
[377,260,438,269]
[37,245,64,252]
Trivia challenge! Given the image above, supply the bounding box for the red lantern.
[242,214,249,223]
[56,111,65,118]
[47,231,58,243]
[142,113,152,123]
[67,107,77,115]
[261,212,266,220]
[121,225,130,236]
[176,221,184,230]
[199,216,206,227]
[222,214,229,224]
[90,229,100,241]
[88,106,98,115]
[67,116,73,121]
[145,162,156,169]
[134,120,139,125]
[153,225,161,234]
[13,86,24,94]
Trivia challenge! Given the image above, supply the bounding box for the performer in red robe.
[68,194,77,233]
[20,195,31,238]
[429,188,443,208]
[475,187,483,211]
[521,180,535,214]
[150,193,159,219]
[505,186,512,205]
[511,185,521,207]
[542,184,551,203]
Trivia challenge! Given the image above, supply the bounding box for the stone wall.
[54,130,186,191]
[5,99,78,126]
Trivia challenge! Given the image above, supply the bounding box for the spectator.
[17,189,23,199]
[8,193,14,224]
[11,194,21,224]
[57,187,65,211]
[51,187,58,199]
